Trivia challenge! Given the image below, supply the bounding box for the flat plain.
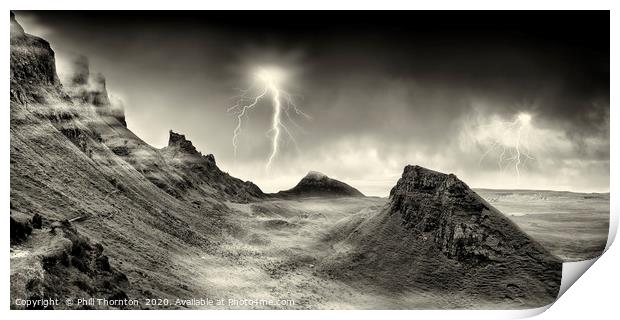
[475,189,609,261]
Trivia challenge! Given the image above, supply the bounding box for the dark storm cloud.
[15,11,609,193]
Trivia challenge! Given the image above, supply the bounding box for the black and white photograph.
[7,8,612,313]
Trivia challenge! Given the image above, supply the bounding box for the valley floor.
[181,197,499,309]
[168,190,607,309]
[10,191,607,309]
[181,197,401,309]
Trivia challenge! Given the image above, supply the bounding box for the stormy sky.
[16,11,610,195]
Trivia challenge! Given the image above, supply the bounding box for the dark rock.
[160,130,267,202]
[168,130,200,156]
[32,213,43,229]
[110,146,130,156]
[96,255,112,272]
[10,12,65,104]
[22,221,132,309]
[71,256,89,273]
[10,216,32,245]
[389,165,562,268]
[263,219,298,230]
[205,153,216,165]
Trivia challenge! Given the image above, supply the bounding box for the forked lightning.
[228,68,309,170]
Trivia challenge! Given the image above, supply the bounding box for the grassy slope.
[316,169,563,309]
[10,100,236,307]
[319,206,557,309]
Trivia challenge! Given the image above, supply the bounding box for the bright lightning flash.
[478,112,536,179]
[228,67,309,170]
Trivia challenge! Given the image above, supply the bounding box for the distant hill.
[275,171,365,198]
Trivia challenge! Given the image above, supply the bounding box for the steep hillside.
[9,12,263,309]
[319,165,562,308]
[276,171,364,198]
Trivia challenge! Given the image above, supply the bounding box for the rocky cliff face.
[388,165,557,266]
[161,130,265,201]
[167,131,203,158]
[65,55,108,106]
[68,55,90,86]
[10,12,65,104]
[63,55,126,126]
[10,12,259,202]
[276,171,365,198]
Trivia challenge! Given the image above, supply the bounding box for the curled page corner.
[555,204,617,300]
[516,304,553,318]
[558,258,599,298]
[500,256,607,319]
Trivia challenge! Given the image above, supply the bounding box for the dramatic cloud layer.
[16,11,610,195]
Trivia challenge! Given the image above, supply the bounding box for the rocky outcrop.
[10,11,65,104]
[63,55,126,126]
[165,130,218,169]
[69,55,90,86]
[106,96,127,127]
[87,73,111,107]
[388,165,558,265]
[276,171,364,198]
[10,214,33,245]
[10,13,126,126]
[10,11,259,203]
[65,56,108,106]
[168,131,202,157]
[319,165,562,308]
[11,220,130,310]
[161,130,266,202]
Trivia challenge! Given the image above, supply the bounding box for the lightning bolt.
[267,82,281,169]
[477,112,535,180]
[228,68,309,170]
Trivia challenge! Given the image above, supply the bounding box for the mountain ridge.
[319,164,562,307]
